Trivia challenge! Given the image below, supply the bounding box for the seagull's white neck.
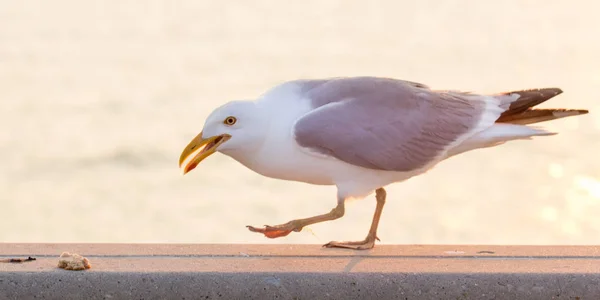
[217,90,335,185]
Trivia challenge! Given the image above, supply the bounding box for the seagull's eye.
[223,116,237,126]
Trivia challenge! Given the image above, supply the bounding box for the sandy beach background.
[1,0,599,245]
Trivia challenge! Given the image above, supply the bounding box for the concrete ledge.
[1,244,599,299]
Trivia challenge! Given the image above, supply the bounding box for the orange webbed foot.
[246,225,295,238]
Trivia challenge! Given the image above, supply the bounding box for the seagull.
[178,76,588,250]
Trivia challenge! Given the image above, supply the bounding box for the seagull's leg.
[322,188,387,250]
[246,199,345,239]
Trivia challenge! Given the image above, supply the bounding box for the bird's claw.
[246,225,294,239]
[322,239,376,250]
[322,235,380,250]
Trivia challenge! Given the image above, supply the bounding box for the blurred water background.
[1,0,599,245]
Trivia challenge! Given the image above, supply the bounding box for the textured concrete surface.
[1,244,599,299]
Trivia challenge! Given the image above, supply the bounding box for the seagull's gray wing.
[293,77,491,172]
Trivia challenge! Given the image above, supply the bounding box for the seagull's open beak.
[179,131,231,174]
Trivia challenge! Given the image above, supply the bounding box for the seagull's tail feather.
[496,88,563,114]
[496,108,589,125]
[446,123,555,157]
[493,87,588,125]
[447,87,588,158]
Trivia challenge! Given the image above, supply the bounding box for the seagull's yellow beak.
[179,131,231,174]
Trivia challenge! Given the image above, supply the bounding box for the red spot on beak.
[184,161,199,174]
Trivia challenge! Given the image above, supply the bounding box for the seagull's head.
[178,100,267,174]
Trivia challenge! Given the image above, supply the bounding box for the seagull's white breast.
[246,86,338,185]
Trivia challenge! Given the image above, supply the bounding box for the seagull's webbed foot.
[246,222,298,239]
[247,203,345,239]
[323,188,387,250]
[322,235,380,250]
